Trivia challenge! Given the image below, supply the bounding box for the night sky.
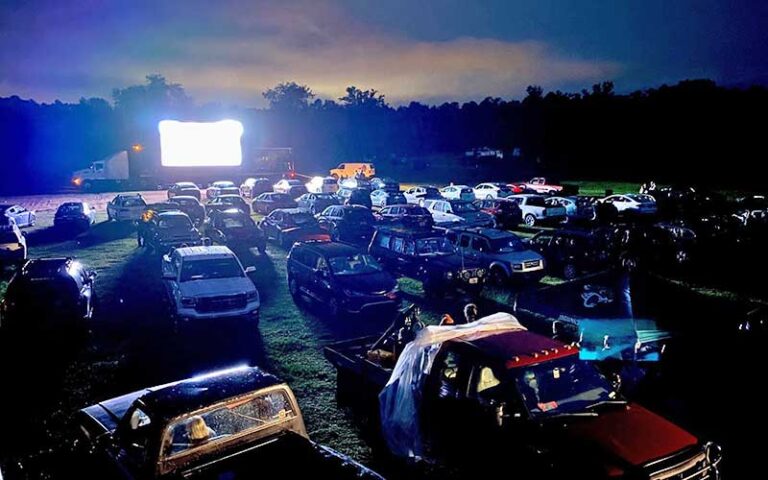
[1,0,766,105]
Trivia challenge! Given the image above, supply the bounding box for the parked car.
[54,202,96,229]
[1,204,36,228]
[138,211,203,253]
[620,222,698,270]
[168,195,205,225]
[0,258,96,331]
[423,199,495,227]
[306,176,340,194]
[370,177,399,192]
[375,204,434,229]
[473,182,514,199]
[240,177,272,199]
[403,185,442,206]
[329,162,375,179]
[107,193,147,222]
[273,179,304,194]
[296,192,339,214]
[161,246,260,326]
[446,227,544,284]
[205,208,266,254]
[369,227,486,296]
[598,194,657,216]
[474,198,522,229]
[529,229,614,279]
[325,311,722,478]
[206,180,238,200]
[206,194,250,215]
[370,189,408,209]
[0,224,27,265]
[286,185,309,199]
[546,196,597,223]
[316,205,376,244]
[287,241,399,317]
[252,192,298,214]
[338,177,371,190]
[440,184,475,201]
[167,182,201,200]
[74,366,384,480]
[522,177,563,194]
[261,208,331,247]
[509,194,567,226]
[337,187,373,209]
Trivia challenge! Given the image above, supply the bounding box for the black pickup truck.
[324,307,721,479]
[73,366,384,479]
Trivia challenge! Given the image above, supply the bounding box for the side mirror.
[244,266,256,274]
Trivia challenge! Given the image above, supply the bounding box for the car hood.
[421,253,482,271]
[559,403,698,467]
[456,211,493,223]
[488,249,543,263]
[177,277,256,297]
[334,271,396,294]
[81,388,152,434]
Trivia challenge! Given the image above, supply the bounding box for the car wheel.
[418,199,425,207]
[674,250,688,264]
[620,255,637,270]
[288,277,301,300]
[490,267,508,286]
[310,205,317,215]
[524,214,536,227]
[137,234,144,247]
[330,227,340,242]
[563,263,577,280]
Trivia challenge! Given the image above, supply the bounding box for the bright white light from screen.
[159,120,244,167]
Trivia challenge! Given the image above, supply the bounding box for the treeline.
[1,75,766,194]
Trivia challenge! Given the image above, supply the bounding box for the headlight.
[512,263,523,270]
[477,268,486,277]
[246,290,259,301]
[181,297,197,307]
[445,271,454,279]
[461,270,471,280]
[704,442,722,466]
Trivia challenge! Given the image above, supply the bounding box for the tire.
[674,250,688,265]
[330,227,340,242]
[524,214,536,227]
[490,267,508,286]
[310,205,317,215]
[137,234,144,248]
[563,263,577,280]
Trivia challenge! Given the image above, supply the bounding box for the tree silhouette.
[263,82,314,110]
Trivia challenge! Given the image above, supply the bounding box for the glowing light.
[131,143,144,153]
[158,120,243,167]
[72,177,83,186]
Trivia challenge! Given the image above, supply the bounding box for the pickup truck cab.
[73,366,384,479]
[403,185,442,206]
[524,177,563,194]
[369,226,486,296]
[162,246,260,326]
[509,194,567,227]
[107,194,147,222]
[325,313,722,479]
[446,227,544,284]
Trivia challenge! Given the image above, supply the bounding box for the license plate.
[469,278,479,284]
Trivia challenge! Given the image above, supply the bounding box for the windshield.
[451,202,478,213]
[416,237,455,255]
[489,236,526,252]
[158,216,192,230]
[221,216,252,228]
[329,253,383,275]
[180,258,243,281]
[124,198,146,207]
[57,204,83,215]
[511,357,616,418]
[288,213,316,226]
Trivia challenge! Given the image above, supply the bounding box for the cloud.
[0,0,621,105]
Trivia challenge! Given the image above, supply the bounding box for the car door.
[291,249,318,299]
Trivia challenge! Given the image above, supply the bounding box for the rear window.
[527,197,546,207]
[58,204,83,214]
[345,209,374,222]
[123,198,146,207]
[158,216,192,230]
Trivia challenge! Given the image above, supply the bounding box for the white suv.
[509,194,567,226]
[162,245,260,326]
[107,193,146,222]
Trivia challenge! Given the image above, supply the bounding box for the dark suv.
[446,227,545,284]
[529,229,614,280]
[138,210,203,253]
[316,205,376,244]
[205,208,267,253]
[369,227,486,296]
[0,258,96,331]
[287,242,399,317]
[474,198,522,229]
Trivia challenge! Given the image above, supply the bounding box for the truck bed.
[181,431,383,479]
[323,335,394,391]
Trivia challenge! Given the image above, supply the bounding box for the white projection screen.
[158,120,244,167]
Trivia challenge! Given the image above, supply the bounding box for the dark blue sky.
[1,0,766,105]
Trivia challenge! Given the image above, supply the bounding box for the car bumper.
[176,302,260,321]
[343,295,400,314]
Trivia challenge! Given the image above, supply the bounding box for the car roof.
[173,245,235,260]
[450,227,518,239]
[211,208,248,217]
[171,195,199,202]
[298,241,361,257]
[116,193,143,198]
[156,210,189,218]
[217,194,243,199]
[59,201,85,207]
[376,226,444,238]
[273,207,312,215]
[511,194,541,198]
[212,181,235,185]
[174,182,197,187]
[20,258,77,279]
[136,366,282,422]
[458,330,577,369]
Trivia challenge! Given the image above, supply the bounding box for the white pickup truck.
[509,194,567,226]
[162,245,260,327]
[523,177,563,194]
